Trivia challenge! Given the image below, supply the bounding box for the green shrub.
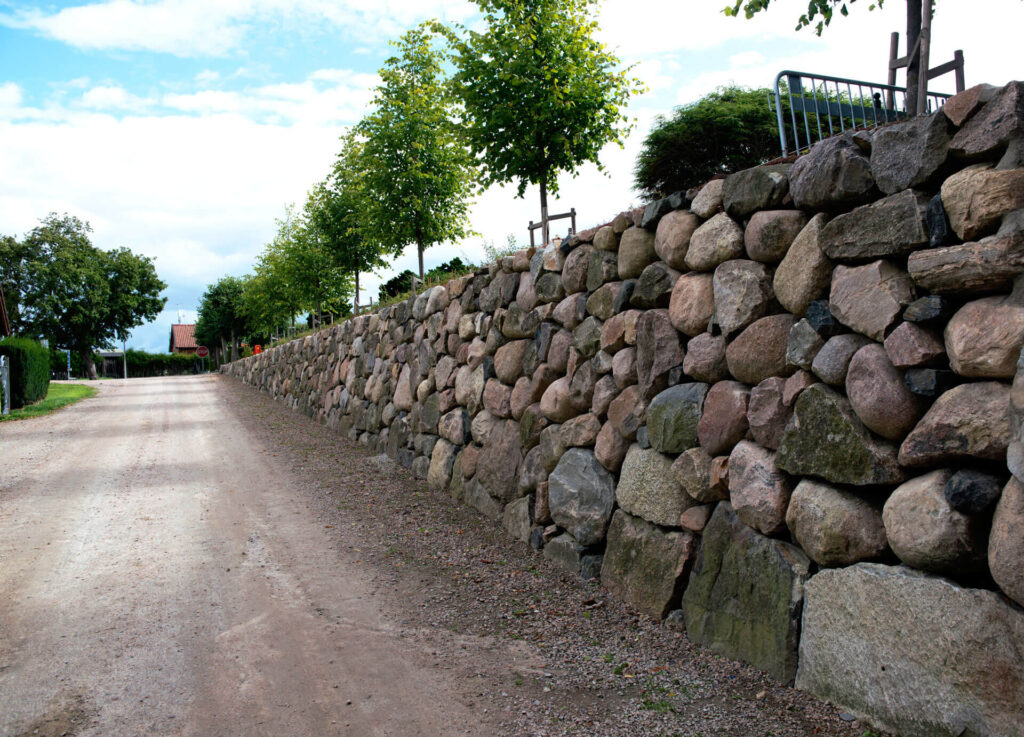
[125,349,198,377]
[0,336,50,408]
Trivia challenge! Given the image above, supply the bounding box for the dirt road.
[0,376,488,737]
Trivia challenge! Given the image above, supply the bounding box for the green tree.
[634,86,780,200]
[0,233,41,333]
[195,276,247,364]
[724,0,930,115]
[291,197,354,327]
[358,26,475,279]
[17,213,166,379]
[308,133,386,310]
[441,0,642,243]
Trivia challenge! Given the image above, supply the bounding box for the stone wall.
[224,81,1024,737]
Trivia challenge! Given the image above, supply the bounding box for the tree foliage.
[358,26,475,278]
[195,275,248,362]
[441,0,642,211]
[724,0,886,35]
[634,86,781,200]
[9,214,166,377]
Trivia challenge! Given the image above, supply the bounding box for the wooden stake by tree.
[440,0,642,244]
[358,26,475,280]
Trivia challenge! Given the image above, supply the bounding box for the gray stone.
[593,225,619,252]
[746,377,791,450]
[685,213,744,272]
[690,179,724,218]
[654,210,699,269]
[820,190,928,261]
[722,163,790,219]
[464,477,504,521]
[776,384,905,486]
[744,210,808,263]
[586,250,620,292]
[696,380,749,456]
[789,133,876,211]
[785,319,824,371]
[635,309,684,398]
[786,479,888,567]
[773,213,833,316]
[811,333,872,386]
[725,314,798,385]
[601,510,698,619]
[475,419,524,504]
[870,112,954,194]
[547,448,617,546]
[616,444,694,526]
[796,563,1024,737]
[630,261,679,309]
[845,343,923,441]
[669,272,716,337]
[945,469,1004,515]
[682,503,811,682]
[713,259,774,336]
[949,80,1024,161]
[427,438,458,492]
[883,469,987,576]
[946,293,1024,379]
[941,164,1024,241]
[502,495,533,542]
[573,316,603,359]
[543,532,584,573]
[618,227,657,280]
[681,333,728,383]
[990,477,1024,607]
[646,382,709,454]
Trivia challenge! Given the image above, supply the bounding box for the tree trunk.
[230,328,238,362]
[905,0,923,115]
[417,242,425,280]
[220,336,228,365]
[81,351,98,380]
[354,272,360,312]
[539,180,550,245]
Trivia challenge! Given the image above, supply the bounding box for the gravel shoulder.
[216,375,889,737]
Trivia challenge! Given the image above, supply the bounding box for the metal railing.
[772,70,954,157]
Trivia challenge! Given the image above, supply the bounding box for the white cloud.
[0,82,22,111]
[0,0,475,57]
[79,85,154,111]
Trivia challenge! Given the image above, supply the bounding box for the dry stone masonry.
[225,81,1024,737]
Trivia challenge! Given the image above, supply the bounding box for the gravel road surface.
[0,375,885,737]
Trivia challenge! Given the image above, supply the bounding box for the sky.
[1,0,1021,353]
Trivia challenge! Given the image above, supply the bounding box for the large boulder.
[561,244,592,294]
[941,164,1024,240]
[820,190,929,261]
[618,227,657,279]
[427,438,459,492]
[668,272,715,336]
[786,479,888,567]
[883,469,987,577]
[845,343,923,440]
[635,309,684,398]
[773,213,833,316]
[945,293,1024,379]
[682,503,811,682]
[697,380,749,456]
[746,376,791,450]
[796,563,1024,737]
[811,333,872,386]
[685,213,744,272]
[681,333,728,383]
[630,261,679,309]
[601,511,698,619]
[899,381,1011,467]
[744,210,808,263]
[728,441,792,537]
[690,178,724,218]
[672,446,729,503]
[990,477,1024,607]
[646,383,708,454]
[870,112,953,194]
[722,163,790,219]
[712,259,774,336]
[949,80,1024,161]
[725,314,797,385]
[616,444,693,526]
[829,260,915,341]
[547,448,617,546]
[776,384,905,486]
[789,133,876,210]
[475,419,524,504]
[654,210,699,269]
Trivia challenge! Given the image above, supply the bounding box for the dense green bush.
[0,336,50,408]
[634,86,781,201]
[125,349,199,377]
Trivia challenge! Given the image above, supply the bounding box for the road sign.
[196,346,210,358]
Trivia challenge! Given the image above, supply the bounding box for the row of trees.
[197,0,641,357]
[0,214,166,379]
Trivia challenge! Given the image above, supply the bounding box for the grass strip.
[1,382,97,421]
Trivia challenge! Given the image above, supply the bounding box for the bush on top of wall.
[0,336,50,408]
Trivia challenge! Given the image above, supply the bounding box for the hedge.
[126,349,198,377]
[0,337,50,408]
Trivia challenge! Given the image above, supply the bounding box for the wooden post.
[954,49,965,92]
[887,31,899,110]
[917,0,932,114]
[540,181,550,245]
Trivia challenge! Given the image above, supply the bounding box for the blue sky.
[1,0,1021,353]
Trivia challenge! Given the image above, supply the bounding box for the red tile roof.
[170,323,197,351]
